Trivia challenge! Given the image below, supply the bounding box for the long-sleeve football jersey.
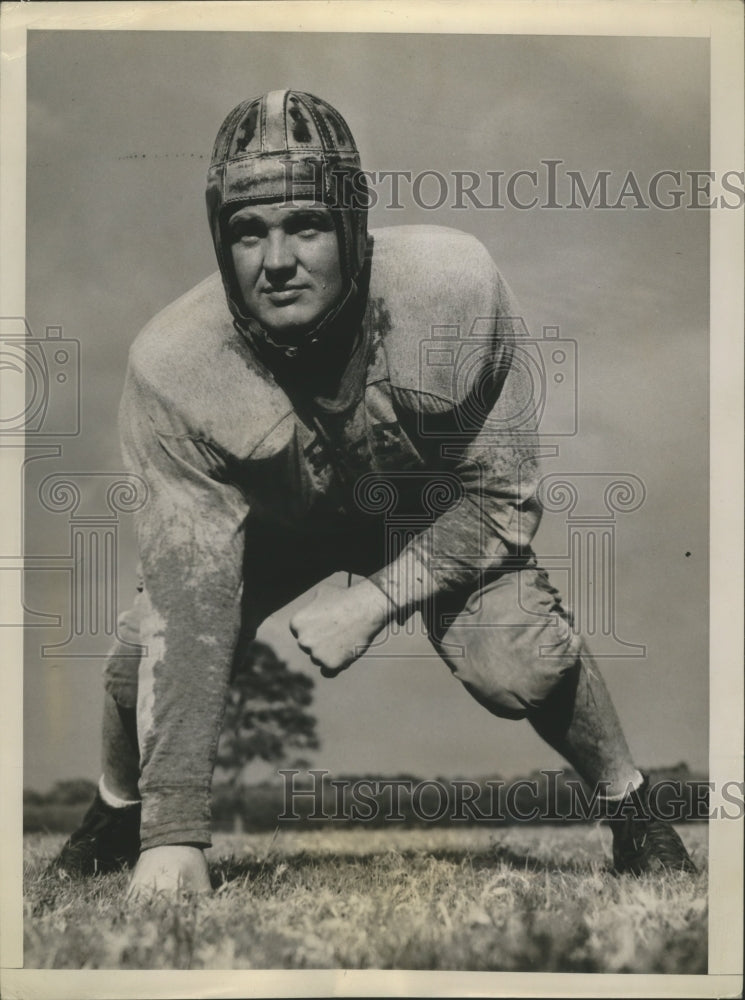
[120,225,543,847]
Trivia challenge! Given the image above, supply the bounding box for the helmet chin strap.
[235,279,358,360]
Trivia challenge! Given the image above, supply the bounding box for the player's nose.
[263,231,295,275]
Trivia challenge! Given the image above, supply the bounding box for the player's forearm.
[380,361,543,615]
[132,495,245,851]
[368,490,541,617]
[135,571,243,849]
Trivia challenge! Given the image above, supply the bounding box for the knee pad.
[442,619,582,720]
[459,655,579,720]
[428,560,583,719]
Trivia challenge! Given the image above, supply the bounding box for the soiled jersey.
[120,225,543,833]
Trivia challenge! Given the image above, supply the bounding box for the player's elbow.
[515,495,542,545]
[483,494,542,549]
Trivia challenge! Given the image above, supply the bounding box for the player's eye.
[228,219,265,244]
[287,212,333,237]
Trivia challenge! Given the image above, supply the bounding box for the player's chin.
[263,307,328,342]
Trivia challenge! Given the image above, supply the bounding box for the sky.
[21,30,710,789]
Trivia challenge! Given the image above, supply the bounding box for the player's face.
[228,202,343,340]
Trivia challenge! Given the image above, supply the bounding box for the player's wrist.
[357,577,397,625]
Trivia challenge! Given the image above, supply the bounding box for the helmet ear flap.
[325,166,370,285]
[214,204,248,323]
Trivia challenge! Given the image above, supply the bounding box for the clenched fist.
[289,579,394,677]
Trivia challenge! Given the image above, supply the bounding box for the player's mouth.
[263,286,307,304]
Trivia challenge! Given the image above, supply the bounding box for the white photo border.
[1,2,742,997]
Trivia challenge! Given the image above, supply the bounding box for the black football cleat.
[50,791,141,876]
[608,775,697,876]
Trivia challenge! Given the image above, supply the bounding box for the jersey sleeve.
[119,357,249,849]
[368,273,543,617]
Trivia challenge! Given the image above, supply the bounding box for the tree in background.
[214,640,320,824]
[46,778,99,805]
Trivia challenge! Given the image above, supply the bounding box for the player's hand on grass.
[289,579,393,677]
[127,845,211,900]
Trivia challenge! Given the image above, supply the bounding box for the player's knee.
[456,636,581,720]
[462,669,567,720]
[102,638,140,711]
[102,670,138,710]
[461,678,531,719]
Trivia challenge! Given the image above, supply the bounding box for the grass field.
[24,823,707,972]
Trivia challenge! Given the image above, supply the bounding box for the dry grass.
[24,823,707,972]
